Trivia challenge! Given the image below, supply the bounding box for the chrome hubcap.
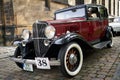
[69,53,77,65]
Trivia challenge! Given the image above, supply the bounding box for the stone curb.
[0,47,15,59]
[0,52,14,59]
[112,63,120,80]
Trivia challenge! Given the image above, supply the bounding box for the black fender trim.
[53,33,93,49]
[107,26,114,36]
[45,33,93,58]
[107,26,113,32]
[54,33,85,44]
[104,26,113,40]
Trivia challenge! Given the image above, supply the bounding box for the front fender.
[45,33,92,58]
[53,33,93,50]
[53,33,85,45]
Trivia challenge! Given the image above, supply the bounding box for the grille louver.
[33,22,49,57]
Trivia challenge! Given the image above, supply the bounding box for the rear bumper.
[10,57,60,66]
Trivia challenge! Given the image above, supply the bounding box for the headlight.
[21,29,31,40]
[45,25,56,39]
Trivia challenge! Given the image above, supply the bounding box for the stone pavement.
[0,37,120,80]
[0,47,15,59]
[112,63,120,80]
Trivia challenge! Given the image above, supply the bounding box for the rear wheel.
[107,31,113,48]
[59,42,83,77]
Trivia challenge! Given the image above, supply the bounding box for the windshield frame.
[54,5,87,20]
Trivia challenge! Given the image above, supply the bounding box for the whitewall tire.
[59,42,83,77]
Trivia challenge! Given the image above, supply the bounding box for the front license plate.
[23,63,33,72]
[35,57,50,69]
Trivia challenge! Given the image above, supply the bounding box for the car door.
[87,7,102,43]
[99,6,109,38]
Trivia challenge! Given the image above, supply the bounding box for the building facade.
[12,0,120,30]
[85,0,119,17]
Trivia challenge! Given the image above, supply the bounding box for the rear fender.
[108,26,115,36]
[104,26,113,40]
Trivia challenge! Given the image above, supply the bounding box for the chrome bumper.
[10,57,60,66]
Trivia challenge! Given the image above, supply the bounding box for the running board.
[93,41,110,49]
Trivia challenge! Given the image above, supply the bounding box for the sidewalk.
[0,47,15,58]
[113,63,120,80]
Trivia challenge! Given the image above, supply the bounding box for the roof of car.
[55,4,105,14]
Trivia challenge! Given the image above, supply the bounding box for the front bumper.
[10,56,60,66]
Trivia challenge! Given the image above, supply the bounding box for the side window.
[87,7,100,20]
[99,7,108,19]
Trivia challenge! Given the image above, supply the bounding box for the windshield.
[55,8,86,20]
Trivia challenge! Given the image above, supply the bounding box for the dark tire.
[59,42,83,77]
[14,47,23,69]
[107,31,113,48]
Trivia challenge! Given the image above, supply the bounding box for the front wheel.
[59,42,83,77]
[14,47,23,69]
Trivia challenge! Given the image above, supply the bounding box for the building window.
[45,0,50,10]
[109,0,111,14]
[102,0,105,5]
[52,0,68,4]
[113,0,115,15]
[76,0,84,5]
[92,0,96,4]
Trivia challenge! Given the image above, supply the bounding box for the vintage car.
[109,17,120,35]
[10,4,113,77]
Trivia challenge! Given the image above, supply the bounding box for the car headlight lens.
[21,29,31,40]
[45,25,56,39]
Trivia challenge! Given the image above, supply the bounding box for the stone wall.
[12,0,68,35]
[12,0,68,26]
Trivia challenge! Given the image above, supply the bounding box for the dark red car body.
[48,17,108,42]
[47,4,109,44]
[11,4,113,77]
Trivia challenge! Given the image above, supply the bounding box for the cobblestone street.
[0,37,120,80]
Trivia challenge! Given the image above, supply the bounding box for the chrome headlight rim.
[21,29,31,40]
[45,25,56,39]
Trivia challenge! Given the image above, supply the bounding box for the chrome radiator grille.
[33,22,47,38]
[33,22,49,57]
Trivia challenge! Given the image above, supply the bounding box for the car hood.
[47,17,86,24]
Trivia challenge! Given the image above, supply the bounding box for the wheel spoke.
[66,48,80,71]
[71,49,74,53]
[73,50,76,54]
[70,65,72,70]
